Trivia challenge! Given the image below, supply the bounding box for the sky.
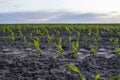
[0,0,120,23]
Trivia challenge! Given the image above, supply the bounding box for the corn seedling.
[77,31,80,37]
[67,64,86,80]
[114,38,119,46]
[10,31,15,44]
[48,34,54,47]
[109,38,114,45]
[90,45,98,57]
[57,38,64,58]
[117,32,120,36]
[71,40,79,58]
[34,37,41,57]
[19,30,23,38]
[28,42,32,47]
[65,27,71,35]
[57,30,60,35]
[109,76,120,80]
[68,36,72,43]
[37,77,43,80]
[30,32,33,38]
[23,36,27,44]
[88,29,92,36]
[95,73,101,80]
[116,47,120,57]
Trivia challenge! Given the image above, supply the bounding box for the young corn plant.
[68,36,72,43]
[23,36,27,45]
[109,75,120,80]
[109,38,114,45]
[95,73,101,80]
[90,45,98,57]
[30,32,33,38]
[67,64,104,80]
[28,42,33,47]
[34,37,41,57]
[114,38,119,46]
[77,31,80,38]
[71,40,79,58]
[67,64,86,80]
[116,47,120,57]
[88,29,92,37]
[10,31,15,44]
[37,77,43,80]
[65,27,72,35]
[19,30,23,38]
[48,34,54,47]
[57,38,64,58]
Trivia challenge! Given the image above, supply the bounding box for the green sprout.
[65,27,71,35]
[23,36,27,44]
[67,64,86,80]
[77,31,80,37]
[90,46,98,57]
[10,31,15,44]
[68,36,72,44]
[88,29,92,36]
[30,32,33,38]
[28,42,32,47]
[57,38,64,58]
[109,38,114,45]
[19,30,23,38]
[116,47,120,57]
[95,73,101,80]
[114,38,119,46]
[71,40,79,58]
[48,34,54,47]
[34,37,41,57]
[37,77,43,80]
[109,76,120,80]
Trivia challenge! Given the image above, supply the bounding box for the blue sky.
[0,0,120,23]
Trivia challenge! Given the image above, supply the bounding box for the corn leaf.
[67,64,80,73]
[95,73,101,80]
[109,76,120,80]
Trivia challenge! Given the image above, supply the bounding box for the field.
[0,24,120,80]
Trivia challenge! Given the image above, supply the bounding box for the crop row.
[0,24,120,58]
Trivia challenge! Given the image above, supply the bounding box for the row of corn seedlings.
[1,24,120,57]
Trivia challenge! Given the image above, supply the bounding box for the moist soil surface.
[0,50,120,80]
[0,24,120,80]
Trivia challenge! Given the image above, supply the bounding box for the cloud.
[0,11,120,24]
[98,14,120,23]
[0,0,13,3]
[51,12,107,23]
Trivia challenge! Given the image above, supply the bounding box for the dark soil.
[0,52,120,80]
